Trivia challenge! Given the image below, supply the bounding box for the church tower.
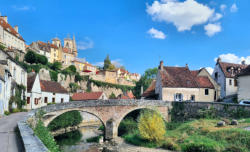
[52,37,61,48]
[64,37,73,52]
[72,35,77,57]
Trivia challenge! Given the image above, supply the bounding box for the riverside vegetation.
[119,109,250,152]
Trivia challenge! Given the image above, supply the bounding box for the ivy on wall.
[9,84,26,111]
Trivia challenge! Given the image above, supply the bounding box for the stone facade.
[238,75,250,101]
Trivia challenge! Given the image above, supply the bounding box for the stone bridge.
[40,100,171,140]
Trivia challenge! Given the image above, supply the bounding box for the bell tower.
[72,35,77,57]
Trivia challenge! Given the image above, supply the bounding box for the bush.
[48,110,82,131]
[109,92,116,99]
[50,70,58,82]
[118,118,137,136]
[24,50,37,64]
[69,82,79,93]
[50,61,62,71]
[4,111,10,115]
[75,72,83,82]
[34,120,60,152]
[138,110,166,142]
[181,135,223,152]
[36,54,48,65]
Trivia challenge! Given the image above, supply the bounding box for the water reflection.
[54,126,102,152]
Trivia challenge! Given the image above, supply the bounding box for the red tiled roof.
[142,80,156,97]
[49,43,58,49]
[72,92,104,101]
[0,18,24,41]
[27,74,36,92]
[238,65,250,77]
[191,70,214,89]
[40,80,68,93]
[63,48,72,54]
[119,91,135,99]
[218,62,247,78]
[161,66,198,88]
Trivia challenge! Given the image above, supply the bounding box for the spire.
[73,34,77,56]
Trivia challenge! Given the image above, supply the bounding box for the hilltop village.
[0,14,250,115]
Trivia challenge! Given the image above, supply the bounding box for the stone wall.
[171,102,250,121]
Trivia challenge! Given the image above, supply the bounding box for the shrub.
[50,61,62,71]
[36,54,48,65]
[4,111,10,115]
[181,135,223,152]
[118,118,137,136]
[109,92,116,99]
[34,120,60,152]
[24,50,37,64]
[74,72,83,82]
[69,82,79,93]
[138,110,166,142]
[48,110,82,131]
[50,70,58,82]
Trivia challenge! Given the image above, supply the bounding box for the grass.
[120,118,250,152]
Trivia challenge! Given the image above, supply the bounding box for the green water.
[54,126,103,152]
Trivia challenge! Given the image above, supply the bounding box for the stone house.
[143,61,220,102]
[0,16,25,51]
[30,41,51,61]
[0,61,12,115]
[72,92,107,101]
[212,58,247,99]
[237,65,250,101]
[26,73,69,109]
[0,49,27,111]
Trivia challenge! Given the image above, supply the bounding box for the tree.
[51,61,62,71]
[138,110,166,142]
[104,55,112,70]
[68,65,77,73]
[109,92,116,99]
[75,72,83,82]
[133,67,158,99]
[36,54,48,65]
[24,50,37,64]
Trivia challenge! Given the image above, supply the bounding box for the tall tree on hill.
[104,55,111,70]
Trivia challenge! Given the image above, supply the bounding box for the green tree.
[36,54,48,65]
[68,65,77,73]
[75,72,83,82]
[24,50,37,64]
[51,61,62,71]
[103,55,111,69]
[109,92,117,99]
[133,67,158,99]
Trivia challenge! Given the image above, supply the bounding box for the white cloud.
[94,59,123,67]
[204,23,221,37]
[205,67,214,75]
[77,37,94,50]
[230,3,238,13]
[214,53,250,64]
[210,13,222,22]
[220,4,227,12]
[12,5,35,11]
[146,0,216,31]
[147,28,166,39]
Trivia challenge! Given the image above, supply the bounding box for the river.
[54,126,103,152]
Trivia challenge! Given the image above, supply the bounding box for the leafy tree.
[133,67,158,98]
[104,55,112,70]
[138,110,166,142]
[75,72,83,82]
[109,92,117,99]
[24,50,37,64]
[68,65,77,73]
[108,64,116,71]
[51,61,62,71]
[36,54,48,65]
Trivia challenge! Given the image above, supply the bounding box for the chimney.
[14,26,18,33]
[241,60,246,65]
[0,16,7,23]
[217,57,221,63]
[159,61,164,71]
[185,64,189,68]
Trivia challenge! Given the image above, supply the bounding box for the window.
[27,97,30,104]
[191,95,195,101]
[53,93,55,95]
[174,93,183,101]
[52,98,55,103]
[205,89,209,95]
[229,79,232,85]
[234,79,238,86]
[35,98,38,105]
[44,97,48,103]
[215,72,218,80]
[61,98,64,103]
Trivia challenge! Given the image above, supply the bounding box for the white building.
[0,16,25,51]
[212,58,247,99]
[237,65,250,101]
[26,73,69,109]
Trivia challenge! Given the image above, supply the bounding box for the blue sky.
[1,0,250,74]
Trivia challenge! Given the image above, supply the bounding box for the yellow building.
[48,43,59,63]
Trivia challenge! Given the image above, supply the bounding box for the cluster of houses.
[142,60,250,103]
